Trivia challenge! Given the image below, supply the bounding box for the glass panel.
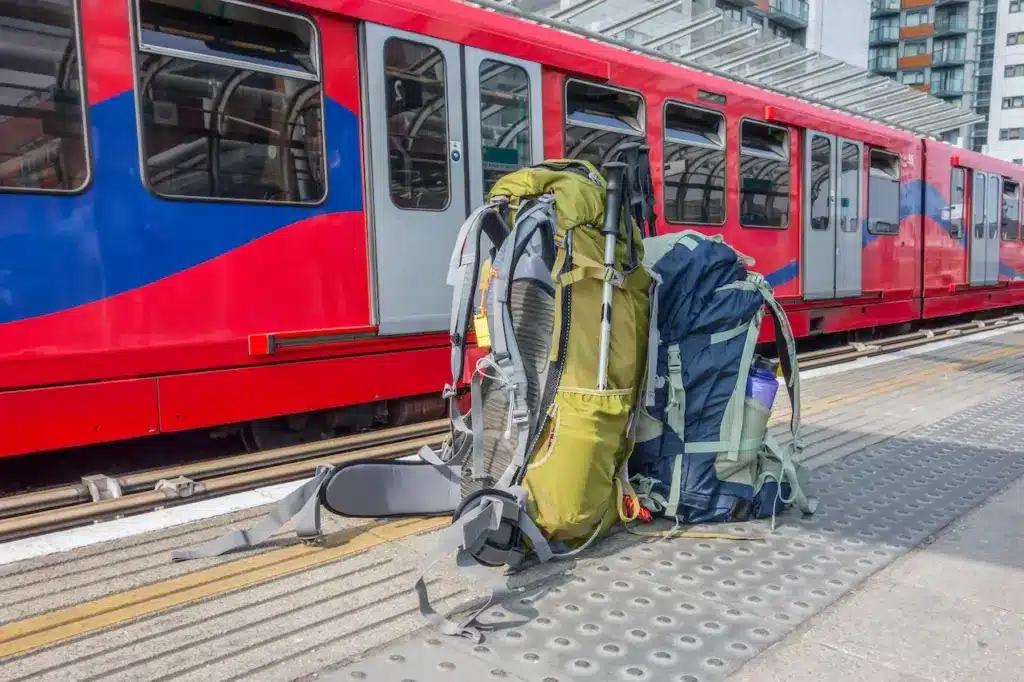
[135,0,326,203]
[840,142,860,233]
[973,172,986,239]
[740,120,789,229]
[137,0,317,78]
[478,59,530,198]
[662,102,725,225]
[383,38,449,211]
[987,174,1000,238]
[808,135,832,231]
[0,0,89,192]
[950,167,966,239]
[564,79,643,167]
[1002,180,1020,240]
[867,149,900,235]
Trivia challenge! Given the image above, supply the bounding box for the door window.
[478,60,531,197]
[840,142,861,233]
[808,136,832,231]
[384,38,450,210]
[973,172,986,239]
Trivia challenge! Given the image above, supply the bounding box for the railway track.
[1,311,1021,543]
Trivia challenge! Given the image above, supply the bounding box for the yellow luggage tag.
[473,259,495,349]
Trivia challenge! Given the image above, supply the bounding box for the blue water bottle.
[747,355,780,412]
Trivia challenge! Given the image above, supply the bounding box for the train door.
[802,131,864,300]
[361,23,543,335]
[969,171,1000,286]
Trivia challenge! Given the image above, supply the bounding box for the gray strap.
[726,315,763,462]
[171,465,335,561]
[414,498,512,642]
[761,433,819,517]
[644,273,662,407]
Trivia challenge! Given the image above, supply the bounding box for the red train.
[0,0,1020,459]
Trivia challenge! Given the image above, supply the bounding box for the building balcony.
[869,26,900,45]
[871,0,901,17]
[870,56,898,73]
[934,14,969,36]
[935,0,971,5]
[932,48,967,67]
[901,24,935,39]
[931,83,965,98]
[767,0,808,29]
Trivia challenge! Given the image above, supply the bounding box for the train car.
[0,0,1007,459]
[920,140,1024,319]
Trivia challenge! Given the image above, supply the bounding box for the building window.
[1008,32,1024,46]
[902,71,926,85]
[999,127,1024,140]
[563,80,645,167]
[715,0,743,23]
[1002,180,1021,240]
[950,167,965,239]
[867,149,900,235]
[1006,64,1024,78]
[903,10,930,27]
[0,0,90,193]
[132,0,325,204]
[931,68,964,94]
[739,120,790,229]
[1003,97,1024,109]
[903,41,928,57]
[1012,1,1022,14]
[478,60,532,198]
[662,102,726,226]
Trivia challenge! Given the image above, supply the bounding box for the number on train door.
[361,23,542,335]
[802,130,863,300]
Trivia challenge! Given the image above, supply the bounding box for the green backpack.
[168,151,658,643]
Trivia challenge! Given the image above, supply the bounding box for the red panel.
[157,346,449,432]
[81,0,134,104]
[0,379,158,458]
[923,288,1024,319]
[0,213,373,390]
[319,16,363,116]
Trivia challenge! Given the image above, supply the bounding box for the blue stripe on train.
[0,92,362,324]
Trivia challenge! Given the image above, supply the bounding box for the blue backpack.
[627,231,817,527]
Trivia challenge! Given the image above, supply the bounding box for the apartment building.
[988,0,1024,161]
[868,0,996,150]
[715,0,870,66]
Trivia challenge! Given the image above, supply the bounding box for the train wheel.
[240,413,334,452]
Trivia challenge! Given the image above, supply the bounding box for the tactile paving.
[334,388,1024,682]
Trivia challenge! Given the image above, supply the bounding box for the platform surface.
[1,328,1023,682]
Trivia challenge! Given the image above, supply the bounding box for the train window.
[950,167,966,239]
[1002,179,1020,240]
[564,80,644,167]
[739,120,789,229]
[131,0,326,204]
[662,102,725,226]
[867,149,900,235]
[479,60,531,198]
[383,38,450,211]
[0,0,90,193]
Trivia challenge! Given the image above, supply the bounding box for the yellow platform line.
[1,342,1020,661]
[0,516,449,660]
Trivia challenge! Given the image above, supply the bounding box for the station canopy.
[473,0,985,138]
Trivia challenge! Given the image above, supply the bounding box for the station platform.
[1,328,1023,682]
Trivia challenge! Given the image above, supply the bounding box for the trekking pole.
[598,161,627,391]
